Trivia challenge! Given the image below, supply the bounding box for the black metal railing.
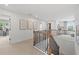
[33,30,59,55]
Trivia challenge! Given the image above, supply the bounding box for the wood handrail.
[33,23,59,55]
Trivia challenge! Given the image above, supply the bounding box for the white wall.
[74,6,79,54]
[0,8,33,43]
[10,16,33,43]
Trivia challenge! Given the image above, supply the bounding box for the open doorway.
[0,18,10,47]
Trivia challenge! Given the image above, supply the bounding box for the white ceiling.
[0,4,78,21]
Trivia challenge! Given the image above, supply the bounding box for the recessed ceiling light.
[35,15,38,18]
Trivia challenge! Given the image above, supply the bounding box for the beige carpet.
[0,36,45,55]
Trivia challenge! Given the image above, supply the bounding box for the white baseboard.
[10,37,32,44]
[33,46,47,55]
